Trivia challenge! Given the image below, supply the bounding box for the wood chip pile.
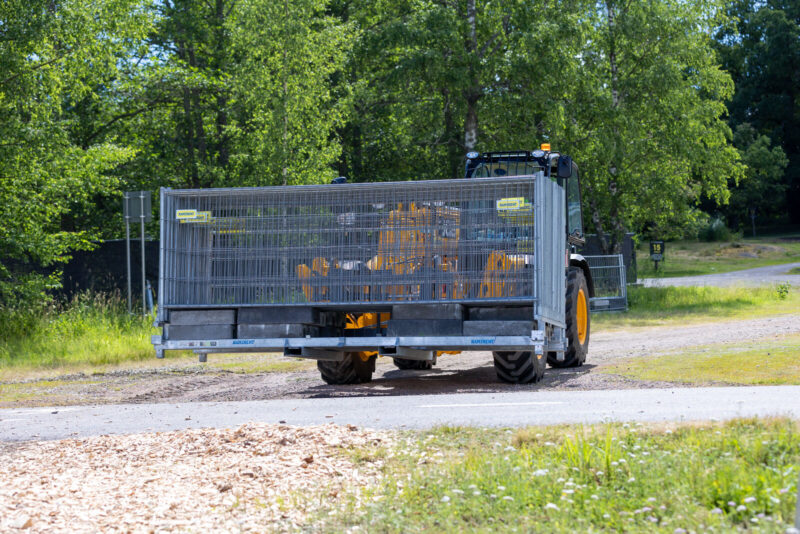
[0,423,387,532]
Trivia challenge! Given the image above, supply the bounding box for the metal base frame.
[152,332,548,361]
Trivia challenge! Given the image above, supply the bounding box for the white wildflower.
[743,496,756,503]
[710,508,722,514]
[545,503,559,510]
[533,469,548,477]
[736,504,747,512]
[441,496,450,503]
[503,496,514,501]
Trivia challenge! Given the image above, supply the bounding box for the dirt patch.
[714,243,786,258]
[0,423,387,532]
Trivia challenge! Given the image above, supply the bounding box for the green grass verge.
[323,419,799,532]
[636,237,800,278]
[593,284,800,329]
[788,266,800,275]
[0,293,157,372]
[601,334,800,385]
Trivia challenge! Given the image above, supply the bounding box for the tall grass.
[0,292,156,370]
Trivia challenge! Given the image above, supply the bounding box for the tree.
[728,123,788,235]
[340,0,586,181]
[715,0,800,225]
[558,0,744,252]
[0,0,150,305]
[228,0,353,186]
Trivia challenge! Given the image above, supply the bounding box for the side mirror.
[557,156,572,178]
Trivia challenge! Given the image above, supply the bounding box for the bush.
[698,217,734,242]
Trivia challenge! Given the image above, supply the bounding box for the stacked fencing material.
[158,177,543,312]
[584,254,627,311]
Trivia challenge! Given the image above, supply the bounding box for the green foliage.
[698,217,735,242]
[727,123,789,232]
[326,419,800,531]
[561,0,744,252]
[0,292,155,369]
[0,0,151,304]
[715,0,800,226]
[775,282,790,300]
[228,0,353,186]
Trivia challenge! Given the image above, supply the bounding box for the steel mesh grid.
[585,254,627,311]
[160,176,540,308]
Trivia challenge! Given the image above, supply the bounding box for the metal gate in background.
[585,254,627,311]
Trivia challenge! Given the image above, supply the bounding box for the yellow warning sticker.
[496,197,531,211]
[176,209,198,220]
[177,210,213,223]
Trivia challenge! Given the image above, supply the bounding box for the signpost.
[649,240,665,272]
[123,191,152,315]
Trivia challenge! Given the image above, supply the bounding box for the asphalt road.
[3,385,800,442]
[641,262,800,287]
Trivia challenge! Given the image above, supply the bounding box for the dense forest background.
[1,0,798,304]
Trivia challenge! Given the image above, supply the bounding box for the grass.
[593,284,800,329]
[601,334,800,386]
[321,418,800,532]
[636,236,800,278]
[0,292,157,371]
[0,293,313,380]
[789,266,800,275]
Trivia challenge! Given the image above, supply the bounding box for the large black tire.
[318,353,376,385]
[393,358,433,370]
[493,350,546,384]
[548,267,590,368]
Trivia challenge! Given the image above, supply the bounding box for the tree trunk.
[605,1,623,254]
[441,88,461,177]
[463,0,480,153]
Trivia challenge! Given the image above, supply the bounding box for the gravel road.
[2,314,798,409]
[123,313,800,402]
[640,262,800,287]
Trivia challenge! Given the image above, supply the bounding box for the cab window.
[470,161,542,178]
[567,170,583,237]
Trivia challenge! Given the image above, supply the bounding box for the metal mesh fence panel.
[585,254,627,311]
[159,177,542,311]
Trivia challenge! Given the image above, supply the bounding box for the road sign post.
[123,191,152,316]
[649,240,665,272]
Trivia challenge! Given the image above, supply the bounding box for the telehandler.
[152,145,593,384]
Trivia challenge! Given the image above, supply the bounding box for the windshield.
[470,161,542,178]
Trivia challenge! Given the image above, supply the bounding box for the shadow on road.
[300,363,599,399]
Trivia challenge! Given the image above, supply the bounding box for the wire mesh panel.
[159,176,543,313]
[585,254,627,311]
[534,174,566,328]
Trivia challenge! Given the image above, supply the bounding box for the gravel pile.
[0,423,387,532]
